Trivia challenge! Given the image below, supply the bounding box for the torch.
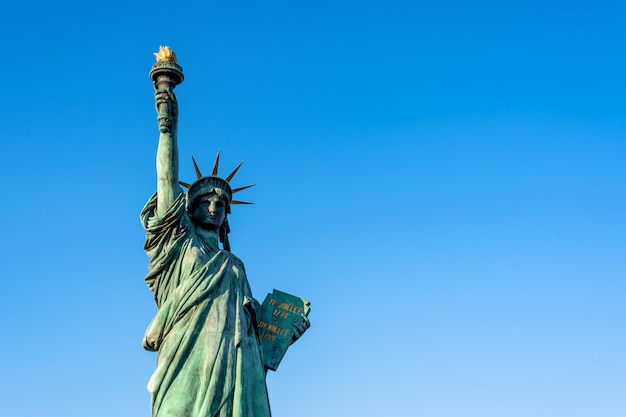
[150,46,184,133]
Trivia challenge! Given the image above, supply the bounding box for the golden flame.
[154,46,177,63]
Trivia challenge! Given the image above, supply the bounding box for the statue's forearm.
[156,115,182,215]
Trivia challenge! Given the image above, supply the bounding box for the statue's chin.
[195,222,221,232]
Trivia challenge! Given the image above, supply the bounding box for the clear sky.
[2,1,625,416]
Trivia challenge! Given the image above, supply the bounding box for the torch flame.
[154,46,177,63]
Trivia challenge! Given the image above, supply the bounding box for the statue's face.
[190,194,226,230]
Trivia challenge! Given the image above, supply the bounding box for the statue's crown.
[181,150,255,213]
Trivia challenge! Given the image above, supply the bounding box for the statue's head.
[188,187,229,230]
[182,152,254,251]
[187,176,232,217]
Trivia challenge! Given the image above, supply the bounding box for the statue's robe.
[141,193,271,417]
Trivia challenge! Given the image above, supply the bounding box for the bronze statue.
[140,47,308,417]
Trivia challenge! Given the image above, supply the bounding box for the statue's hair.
[219,218,231,252]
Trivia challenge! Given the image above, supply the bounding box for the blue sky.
[2,1,625,416]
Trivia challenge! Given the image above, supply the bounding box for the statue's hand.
[154,88,178,118]
[291,314,310,345]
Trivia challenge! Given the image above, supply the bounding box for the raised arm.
[155,87,183,215]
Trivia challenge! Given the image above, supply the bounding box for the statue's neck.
[195,227,219,250]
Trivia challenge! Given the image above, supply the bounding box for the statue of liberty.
[140,47,308,417]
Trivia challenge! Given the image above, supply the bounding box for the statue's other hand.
[142,334,159,352]
[291,314,310,344]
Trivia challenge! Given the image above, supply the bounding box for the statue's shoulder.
[219,250,246,271]
[141,191,188,227]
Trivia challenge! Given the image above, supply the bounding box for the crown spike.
[232,184,256,194]
[225,161,244,183]
[191,156,203,179]
[179,181,191,188]
[231,200,254,205]
[212,149,221,176]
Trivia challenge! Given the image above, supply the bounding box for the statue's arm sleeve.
[141,192,190,303]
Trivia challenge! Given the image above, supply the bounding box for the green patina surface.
[141,48,309,417]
